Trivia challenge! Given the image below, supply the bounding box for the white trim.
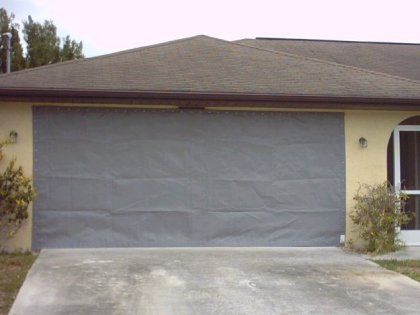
[400,231,420,246]
[393,125,420,191]
[395,125,420,132]
[402,190,420,195]
[393,127,401,190]
[394,126,420,236]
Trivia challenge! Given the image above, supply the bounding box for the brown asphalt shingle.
[237,38,420,81]
[1,35,420,100]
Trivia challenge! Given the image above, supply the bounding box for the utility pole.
[2,32,12,73]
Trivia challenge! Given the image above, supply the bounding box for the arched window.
[387,116,420,244]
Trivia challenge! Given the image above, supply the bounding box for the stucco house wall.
[1,102,418,250]
[0,103,33,251]
[344,110,419,246]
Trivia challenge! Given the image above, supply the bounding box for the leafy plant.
[350,181,412,254]
[0,135,35,246]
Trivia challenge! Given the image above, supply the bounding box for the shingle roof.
[237,38,420,81]
[1,35,420,101]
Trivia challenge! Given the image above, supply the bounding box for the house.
[1,35,420,250]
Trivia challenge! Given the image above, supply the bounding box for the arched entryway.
[387,116,420,245]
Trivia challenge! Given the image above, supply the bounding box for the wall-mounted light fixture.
[359,137,368,148]
[9,130,18,144]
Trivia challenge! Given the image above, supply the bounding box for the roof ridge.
[76,35,209,62]
[230,38,420,86]
[253,37,420,46]
[0,35,209,78]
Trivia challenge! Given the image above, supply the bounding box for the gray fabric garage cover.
[33,107,345,248]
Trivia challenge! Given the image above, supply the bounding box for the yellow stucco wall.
[0,103,33,251]
[344,110,420,246]
[1,102,420,250]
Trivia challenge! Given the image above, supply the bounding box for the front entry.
[393,125,420,245]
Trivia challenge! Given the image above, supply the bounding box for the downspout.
[2,32,12,73]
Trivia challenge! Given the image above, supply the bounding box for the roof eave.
[1,88,420,110]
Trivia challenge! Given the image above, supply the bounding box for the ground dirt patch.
[373,259,420,282]
[0,252,37,315]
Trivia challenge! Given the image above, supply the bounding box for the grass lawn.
[373,259,420,282]
[0,252,37,315]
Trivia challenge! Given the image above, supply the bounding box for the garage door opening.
[33,107,345,248]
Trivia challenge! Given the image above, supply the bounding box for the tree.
[0,8,25,72]
[0,9,84,72]
[60,35,84,61]
[23,15,61,67]
[23,15,85,67]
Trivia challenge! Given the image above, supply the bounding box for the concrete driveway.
[9,247,420,315]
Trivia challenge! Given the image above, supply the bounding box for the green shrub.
[350,181,412,254]
[0,135,35,246]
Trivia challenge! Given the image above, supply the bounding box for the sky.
[2,0,420,58]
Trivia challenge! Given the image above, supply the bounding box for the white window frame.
[393,125,420,245]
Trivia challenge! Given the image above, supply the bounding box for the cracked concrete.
[9,247,420,315]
